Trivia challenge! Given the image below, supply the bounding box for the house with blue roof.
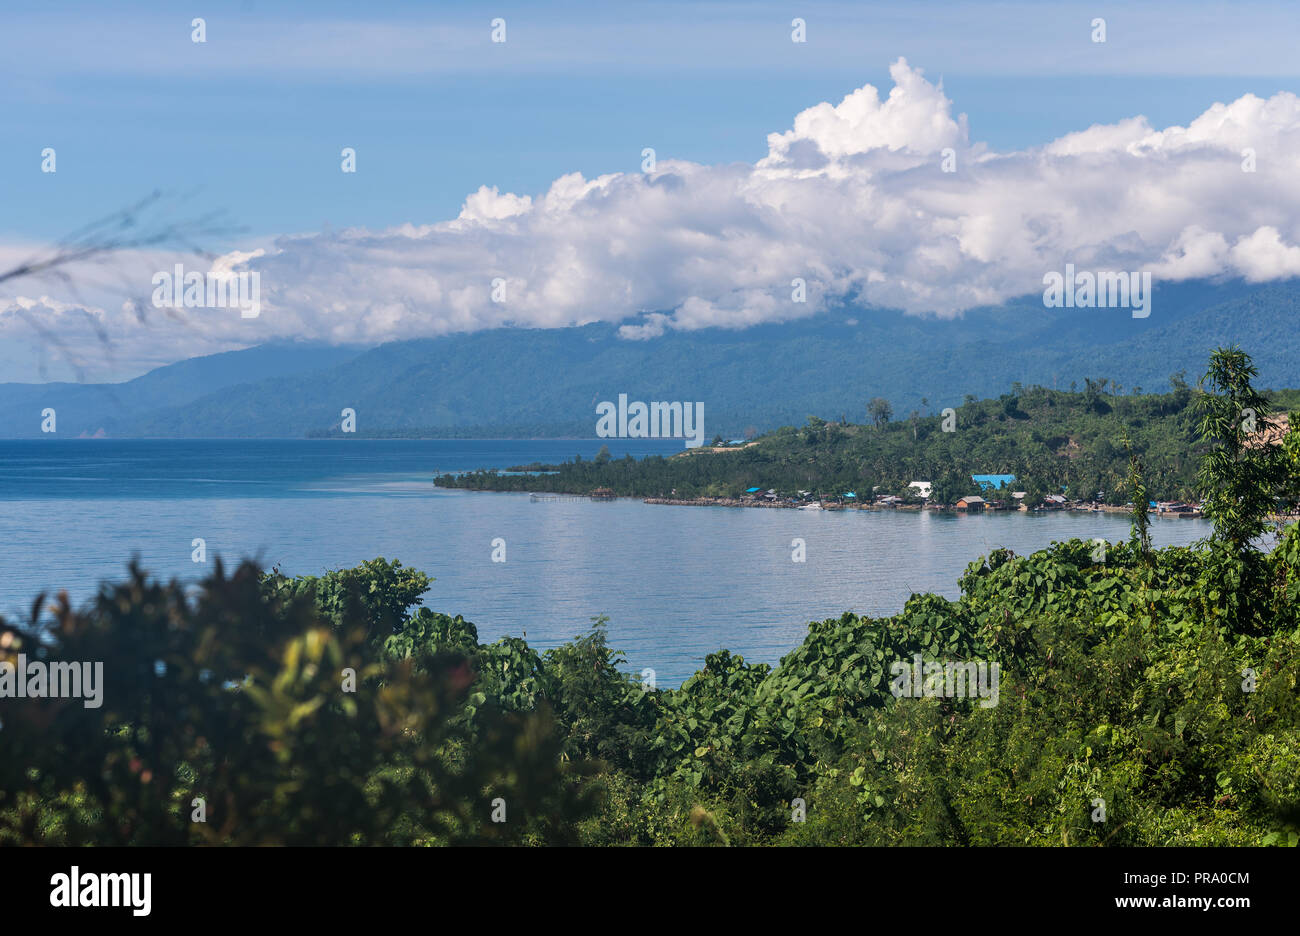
[972,473,1016,491]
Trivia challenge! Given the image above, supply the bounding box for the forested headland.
[439,369,1300,507]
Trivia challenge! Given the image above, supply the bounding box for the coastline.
[486,485,1205,516]
[629,496,1156,515]
[634,498,1221,518]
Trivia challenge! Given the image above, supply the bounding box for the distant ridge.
[1,279,1298,439]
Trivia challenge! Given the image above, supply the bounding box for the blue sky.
[3,0,1298,243]
[4,0,1300,382]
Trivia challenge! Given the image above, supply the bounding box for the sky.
[3,0,1300,382]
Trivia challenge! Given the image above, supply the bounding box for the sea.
[0,439,1213,685]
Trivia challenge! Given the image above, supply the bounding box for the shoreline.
[629,496,1187,516]
[456,485,1220,520]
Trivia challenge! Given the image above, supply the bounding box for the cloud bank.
[6,58,1300,377]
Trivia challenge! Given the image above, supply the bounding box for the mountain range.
[2,278,1297,439]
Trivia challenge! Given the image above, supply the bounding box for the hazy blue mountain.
[0,343,365,437]
[1,279,1296,439]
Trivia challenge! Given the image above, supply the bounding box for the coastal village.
[641,472,1204,517]
[628,415,1300,517]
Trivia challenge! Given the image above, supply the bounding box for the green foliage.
[1125,438,1152,556]
[540,618,658,773]
[1195,347,1286,551]
[262,557,432,636]
[1282,411,1300,511]
[0,560,596,845]
[4,533,1299,847]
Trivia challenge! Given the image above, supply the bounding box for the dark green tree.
[929,469,970,507]
[1194,347,1282,551]
[1020,476,1047,509]
[1124,436,1151,557]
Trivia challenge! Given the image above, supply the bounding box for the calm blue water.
[0,439,1213,685]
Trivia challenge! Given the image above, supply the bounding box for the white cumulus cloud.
[9,58,1300,379]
